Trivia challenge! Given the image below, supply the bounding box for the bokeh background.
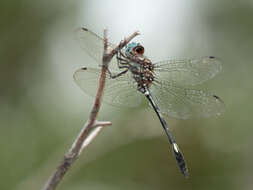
[1,0,252,189]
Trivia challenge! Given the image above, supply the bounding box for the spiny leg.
[106,67,129,79]
[105,51,129,79]
[106,65,129,78]
[110,68,129,79]
[116,50,130,69]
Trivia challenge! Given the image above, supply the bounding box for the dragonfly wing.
[150,81,225,119]
[153,56,222,86]
[75,27,120,71]
[73,67,143,107]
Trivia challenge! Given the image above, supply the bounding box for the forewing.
[75,27,120,71]
[153,56,222,86]
[150,81,225,119]
[73,67,143,107]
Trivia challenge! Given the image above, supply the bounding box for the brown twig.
[42,28,140,190]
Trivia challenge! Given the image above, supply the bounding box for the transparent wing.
[153,56,222,86]
[150,81,225,119]
[73,67,143,107]
[75,27,120,71]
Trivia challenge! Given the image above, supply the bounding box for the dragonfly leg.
[117,57,129,67]
[116,50,129,69]
[106,67,113,77]
[119,50,128,59]
[109,68,129,79]
[105,50,130,79]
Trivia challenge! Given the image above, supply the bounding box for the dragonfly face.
[125,42,145,57]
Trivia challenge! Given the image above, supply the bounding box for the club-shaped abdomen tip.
[172,143,189,178]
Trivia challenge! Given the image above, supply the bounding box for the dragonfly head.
[125,42,144,57]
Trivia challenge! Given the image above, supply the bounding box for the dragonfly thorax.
[124,42,155,93]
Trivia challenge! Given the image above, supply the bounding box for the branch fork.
[42,28,140,190]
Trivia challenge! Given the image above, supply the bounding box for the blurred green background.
[1,0,253,189]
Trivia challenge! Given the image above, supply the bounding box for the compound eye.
[134,45,144,55]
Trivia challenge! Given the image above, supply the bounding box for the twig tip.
[94,120,112,127]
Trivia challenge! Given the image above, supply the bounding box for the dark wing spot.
[81,27,88,31]
[213,95,224,103]
[213,95,220,99]
[81,67,87,70]
[209,56,216,59]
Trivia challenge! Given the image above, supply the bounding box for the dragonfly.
[74,27,225,177]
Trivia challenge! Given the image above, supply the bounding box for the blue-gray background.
[1,0,252,189]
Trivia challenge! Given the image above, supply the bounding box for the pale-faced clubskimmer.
[74,28,225,177]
